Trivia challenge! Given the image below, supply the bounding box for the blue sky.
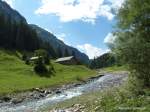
[3,0,124,59]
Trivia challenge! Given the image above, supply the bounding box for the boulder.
[39,93,45,98]
[11,98,23,104]
[73,83,82,87]
[33,88,45,93]
[44,90,52,95]
[55,90,62,94]
[33,94,40,99]
[33,88,40,91]
[2,96,11,102]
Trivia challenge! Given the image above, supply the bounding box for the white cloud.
[108,0,125,10]
[104,33,116,44]
[57,33,66,38]
[98,5,114,20]
[44,28,54,33]
[56,33,71,45]
[56,33,66,42]
[43,27,70,45]
[77,44,109,59]
[35,0,125,23]
[58,37,65,42]
[2,0,15,8]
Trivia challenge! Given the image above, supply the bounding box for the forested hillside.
[0,13,40,51]
[0,0,89,64]
[90,53,116,69]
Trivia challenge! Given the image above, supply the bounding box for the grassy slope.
[0,50,96,95]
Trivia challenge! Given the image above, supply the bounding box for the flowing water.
[0,74,127,112]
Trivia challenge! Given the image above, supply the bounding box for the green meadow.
[0,50,96,95]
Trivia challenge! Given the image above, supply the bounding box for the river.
[0,73,128,112]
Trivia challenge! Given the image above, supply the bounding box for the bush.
[25,59,30,65]
[34,57,48,74]
[35,49,50,65]
[22,53,27,61]
[34,64,48,74]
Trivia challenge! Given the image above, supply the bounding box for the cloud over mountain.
[77,44,109,59]
[35,0,125,24]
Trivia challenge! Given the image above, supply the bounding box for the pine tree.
[64,48,69,57]
[57,47,63,58]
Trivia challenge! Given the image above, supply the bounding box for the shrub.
[22,53,27,61]
[25,59,30,65]
[34,57,48,74]
[35,49,50,65]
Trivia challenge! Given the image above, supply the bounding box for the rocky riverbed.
[0,71,128,112]
[0,74,104,106]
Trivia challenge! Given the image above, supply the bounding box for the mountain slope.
[30,25,89,64]
[0,0,40,51]
[0,0,89,64]
[0,0,26,23]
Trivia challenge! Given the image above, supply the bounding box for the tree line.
[89,53,116,69]
[0,12,40,51]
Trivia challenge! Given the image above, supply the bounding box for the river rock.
[39,93,45,98]
[33,94,40,99]
[73,83,82,87]
[11,98,24,104]
[33,88,46,93]
[33,88,42,92]
[55,90,62,94]
[44,90,52,95]
[33,88,40,91]
[2,96,11,102]
[39,89,45,93]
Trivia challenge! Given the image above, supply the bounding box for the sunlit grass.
[0,50,96,95]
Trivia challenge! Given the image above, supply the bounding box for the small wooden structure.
[29,56,43,64]
[55,56,78,65]
[30,56,40,61]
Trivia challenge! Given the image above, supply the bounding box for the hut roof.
[30,56,42,60]
[55,56,74,62]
